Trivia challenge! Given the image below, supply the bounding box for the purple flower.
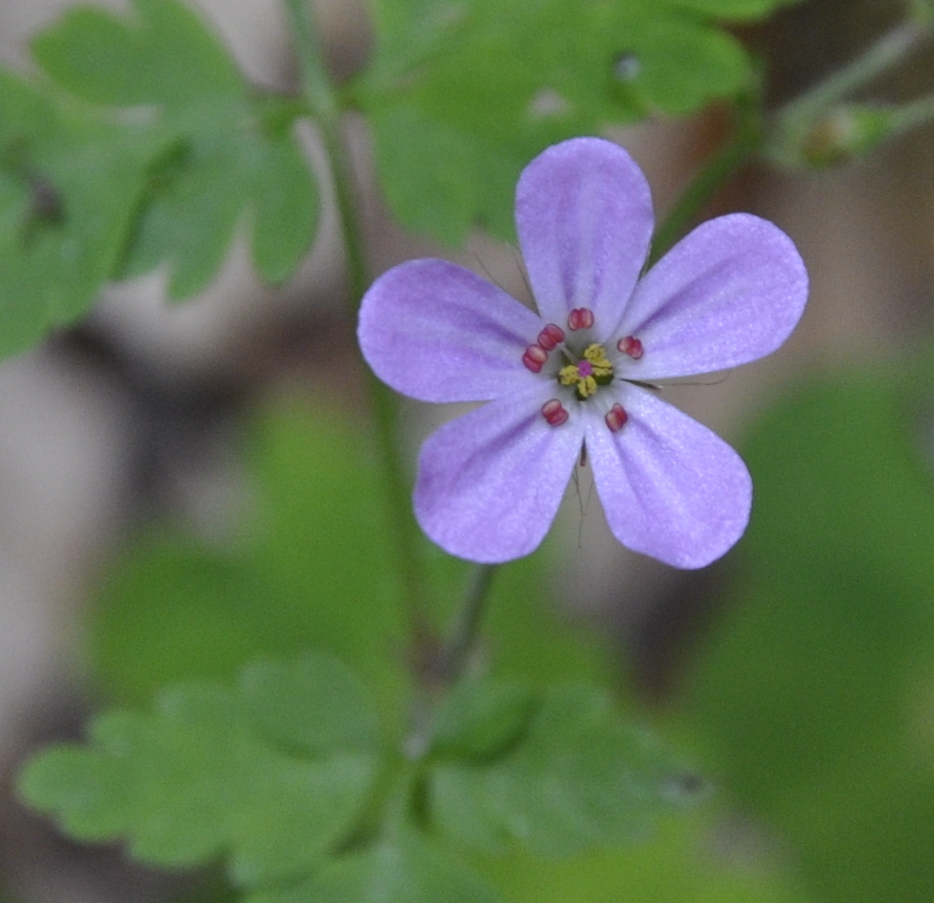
[358,137,807,568]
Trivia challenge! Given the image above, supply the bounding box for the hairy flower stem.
[283,0,435,659]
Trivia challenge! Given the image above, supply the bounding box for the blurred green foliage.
[0,0,803,353]
[683,358,934,903]
[32,0,318,298]
[20,656,378,888]
[87,401,613,723]
[356,0,799,243]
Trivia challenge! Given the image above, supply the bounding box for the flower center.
[520,307,644,434]
[558,343,614,400]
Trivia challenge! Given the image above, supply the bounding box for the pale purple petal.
[358,259,544,403]
[515,138,653,337]
[585,388,751,568]
[413,390,584,563]
[617,214,808,380]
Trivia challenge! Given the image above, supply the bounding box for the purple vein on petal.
[358,258,544,403]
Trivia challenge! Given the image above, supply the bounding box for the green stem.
[889,90,934,133]
[767,14,933,166]
[440,564,497,684]
[283,0,435,655]
[403,563,498,761]
[649,106,760,265]
[777,20,927,127]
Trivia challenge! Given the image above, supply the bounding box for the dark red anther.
[617,335,644,359]
[605,403,628,433]
[567,308,594,331]
[522,344,548,372]
[541,398,569,426]
[537,323,565,351]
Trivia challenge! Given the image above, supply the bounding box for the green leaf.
[28,0,242,107]
[88,403,410,723]
[485,813,810,903]
[356,0,764,244]
[19,654,378,889]
[669,0,803,16]
[0,71,164,357]
[684,361,934,902]
[239,655,381,758]
[87,401,614,728]
[429,676,537,761]
[32,0,317,297]
[247,829,503,903]
[431,682,694,856]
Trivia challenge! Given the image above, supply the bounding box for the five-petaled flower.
[358,137,808,568]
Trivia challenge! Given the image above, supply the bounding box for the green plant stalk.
[767,15,933,166]
[889,91,934,133]
[440,564,497,684]
[778,20,926,127]
[283,0,436,662]
[402,563,497,767]
[650,105,761,265]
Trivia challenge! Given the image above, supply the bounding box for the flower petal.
[585,388,751,568]
[515,138,654,337]
[618,214,808,380]
[414,389,584,563]
[358,259,544,403]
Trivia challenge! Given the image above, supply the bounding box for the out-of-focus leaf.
[19,654,378,889]
[670,0,802,16]
[431,681,693,856]
[0,71,163,356]
[356,0,784,244]
[89,403,409,722]
[428,675,537,761]
[32,0,317,297]
[684,363,934,902]
[247,828,503,903]
[486,812,810,903]
[89,401,613,725]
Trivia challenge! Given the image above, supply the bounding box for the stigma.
[559,344,613,399]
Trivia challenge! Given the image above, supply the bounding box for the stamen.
[559,343,614,400]
[582,344,613,377]
[605,403,628,433]
[522,343,548,372]
[541,398,569,426]
[617,335,644,359]
[537,323,565,351]
[567,308,594,331]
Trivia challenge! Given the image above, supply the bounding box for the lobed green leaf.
[356,0,788,245]
[18,654,378,890]
[430,680,694,856]
[31,0,317,298]
[0,71,165,357]
[247,828,503,903]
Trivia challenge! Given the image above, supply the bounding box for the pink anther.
[541,398,569,426]
[567,308,594,331]
[522,344,548,373]
[537,323,565,351]
[617,335,643,359]
[605,403,628,433]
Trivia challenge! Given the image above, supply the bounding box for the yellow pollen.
[583,344,613,373]
[559,343,614,399]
